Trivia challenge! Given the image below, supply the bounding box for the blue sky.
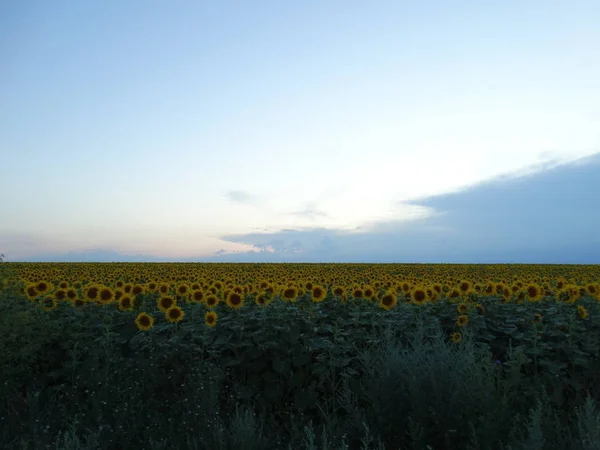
[1,1,599,263]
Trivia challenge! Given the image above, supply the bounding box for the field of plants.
[1,262,600,450]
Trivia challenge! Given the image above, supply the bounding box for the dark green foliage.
[2,278,600,449]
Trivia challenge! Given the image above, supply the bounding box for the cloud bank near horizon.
[8,153,600,264]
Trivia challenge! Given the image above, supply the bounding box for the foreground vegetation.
[1,262,600,449]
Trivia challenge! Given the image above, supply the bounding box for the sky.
[1,1,599,263]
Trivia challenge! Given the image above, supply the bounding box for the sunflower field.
[2,262,600,450]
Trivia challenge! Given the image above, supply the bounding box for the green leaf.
[288,369,305,388]
[213,333,230,346]
[273,359,290,374]
[309,338,334,350]
[293,349,311,367]
[264,382,283,401]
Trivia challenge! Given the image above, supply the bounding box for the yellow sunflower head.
[450,332,462,344]
[456,303,468,314]
[379,291,397,311]
[166,306,185,323]
[205,294,219,309]
[282,286,298,302]
[411,287,428,305]
[525,284,542,302]
[42,297,57,311]
[255,293,268,306]
[311,285,327,303]
[135,313,154,331]
[98,287,115,305]
[132,284,145,297]
[332,285,346,297]
[158,296,176,312]
[226,292,244,310]
[204,311,218,328]
[190,289,205,303]
[118,295,135,311]
[83,284,101,303]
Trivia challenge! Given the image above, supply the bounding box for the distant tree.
[0,254,4,262]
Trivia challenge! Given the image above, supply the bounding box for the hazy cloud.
[9,153,600,263]
[224,190,259,205]
[213,153,600,263]
[287,202,330,221]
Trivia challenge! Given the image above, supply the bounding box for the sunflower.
[232,285,245,295]
[158,283,171,296]
[352,287,364,299]
[363,285,375,300]
[52,288,68,302]
[176,283,190,299]
[255,293,267,306]
[411,286,428,305]
[456,315,469,327]
[72,297,86,307]
[282,286,298,302]
[98,286,115,305]
[474,303,485,314]
[566,285,582,303]
[205,294,220,309]
[135,313,154,331]
[400,282,411,294]
[66,287,78,301]
[456,303,468,314]
[532,313,543,323]
[36,281,53,295]
[332,285,346,298]
[379,291,397,311]
[204,311,218,328]
[311,285,327,303]
[118,295,135,312]
[83,284,101,303]
[428,289,440,302]
[226,292,244,310]
[525,284,542,302]
[458,280,471,293]
[25,283,39,301]
[451,332,462,344]
[158,296,176,312]
[447,288,462,301]
[166,305,185,323]
[191,289,205,303]
[465,288,478,300]
[577,305,589,320]
[132,284,145,297]
[42,297,57,311]
[58,281,69,289]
